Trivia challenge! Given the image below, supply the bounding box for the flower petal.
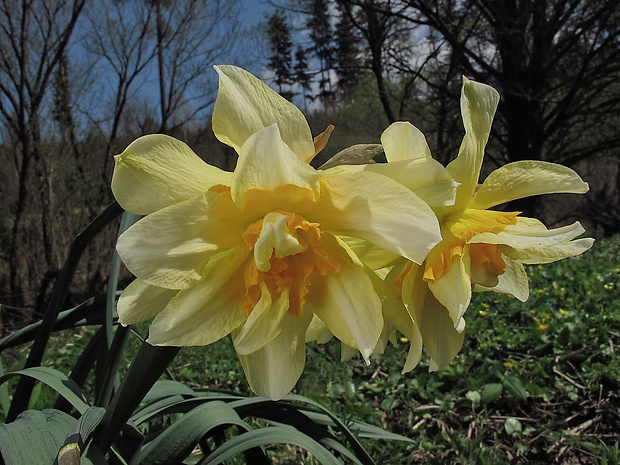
[470,219,587,249]
[231,124,320,212]
[304,235,383,361]
[232,284,290,355]
[112,134,232,215]
[475,254,530,301]
[427,254,471,328]
[238,311,312,400]
[327,158,458,208]
[446,77,500,211]
[470,161,589,210]
[400,264,464,370]
[381,121,431,162]
[308,171,441,265]
[116,191,247,289]
[213,65,315,162]
[117,279,178,326]
[368,267,422,372]
[147,246,249,346]
[505,238,594,264]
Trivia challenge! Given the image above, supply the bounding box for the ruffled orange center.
[241,210,341,316]
[423,208,519,283]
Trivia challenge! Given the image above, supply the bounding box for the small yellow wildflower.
[559,309,569,316]
[480,342,488,348]
[479,310,488,316]
[400,337,409,343]
[604,283,613,290]
[535,289,545,295]
[504,361,515,368]
[481,302,490,309]
[537,323,549,331]
[589,328,596,333]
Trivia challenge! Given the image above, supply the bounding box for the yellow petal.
[470,161,589,210]
[475,255,529,301]
[446,77,500,212]
[116,191,246,289]
[117,279,178,326]
[147,246,249,346]
[401,266,465,370]
[470,219,587,249]
[381,121,431,162]
[253,212,307,271]
[231,124,320,212]
[330,158,458,207]
[308,170,441,265]
[304,235,383,361]
[232,284,290,355]
[427,254,472,327]
[505,238,594,264]
[112,134,232,215]
[213,65,315,162]
[238,311,312,400]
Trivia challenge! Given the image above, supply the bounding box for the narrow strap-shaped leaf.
[0,294,117,352]
[138,401,254,465]
[0,367,90,414]
[7,201,123,421]
[56,407,106,465]
[199,425,342,465]
[0,409,74,465]
[92,342,180,452]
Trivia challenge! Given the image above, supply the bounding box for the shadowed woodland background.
[1,0,619,333]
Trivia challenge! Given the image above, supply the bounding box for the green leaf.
[480,383,503,404]
[0,409,74,465]
[503,375,529,402]
[138,401,254,464]
[200,425,342,465]
[0,367,90,414]
[57,406,107,464]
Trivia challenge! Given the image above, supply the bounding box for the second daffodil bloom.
[111,65,443,399]
[381,77,593,371]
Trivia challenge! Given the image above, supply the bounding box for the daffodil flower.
[378,77,593,371]
[111,65,443,399]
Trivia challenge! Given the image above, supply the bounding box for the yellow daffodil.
[111,65,443,399]
[377,77,593,371]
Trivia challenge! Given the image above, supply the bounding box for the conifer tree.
[266,11,295,100]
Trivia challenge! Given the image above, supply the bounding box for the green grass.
[2,235,619,464]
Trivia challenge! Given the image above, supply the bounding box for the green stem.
[7,201,123,422]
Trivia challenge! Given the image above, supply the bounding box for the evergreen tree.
[306,0,334,100]
[294,46,313,107]
[334,1,361,97]
[266,11,294,100]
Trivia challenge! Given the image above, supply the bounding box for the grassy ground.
[2,235,619,464]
